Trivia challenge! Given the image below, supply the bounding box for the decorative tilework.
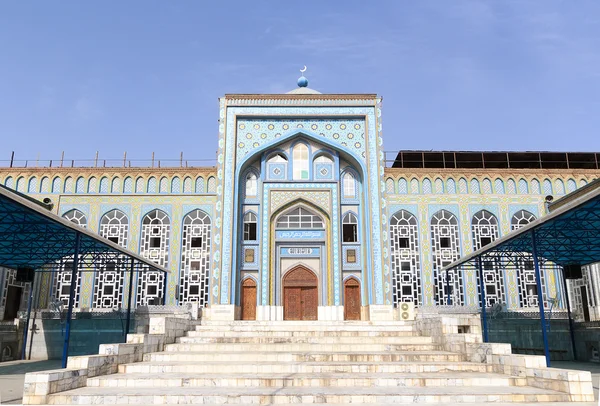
[385,178,396,194]
[410,178,419,194]
[446,178,456,194]
[494,178,505,194]
[135,177,144,193]
[195,177,205,193]
[147,177,157,193]
[470,179,480,194]
[75,177,85,193]
[434,178,444,194]
[27,177,38,193]
[518,178,528,194]
[159,177,169,193]
[567,178,577,193]
[183,177,192,193]
[543,179,553,195]
[64,177,74,193]
[267,163,286,180]
[207,177,217,193]
[40,176,50,193]
[507,179,517,194]
[458,178,468,194]
[123,177,133,193]
[111,177,122,194]
[531,178,541,194]
[482,179,492,194]
[555,179,565,195]
[171,177,181,194]
[315,163,334,180]
[99,177,108,193]
[88,177,97,193]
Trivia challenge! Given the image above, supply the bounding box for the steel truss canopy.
[443,179,600,272]
[0,184,169,274]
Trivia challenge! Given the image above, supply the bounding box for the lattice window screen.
[431,210,463,305]
[389,210,421,306]
[471,210,503,307]
[138,210,169,306]
[93,210,128,308]
[178,210,211,306]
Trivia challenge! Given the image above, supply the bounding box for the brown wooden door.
[344,278,361,320]
[240,278,257,320]
[283,266,318,320]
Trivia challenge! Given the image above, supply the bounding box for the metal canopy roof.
[443,179,600,271]
[0,184,169,273]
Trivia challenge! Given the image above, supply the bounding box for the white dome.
[286,87,322,95]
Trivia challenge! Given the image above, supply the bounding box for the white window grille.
[245,173,258,197]
[53,210,88,307]
[276,207,323,229]
[389,210,421,306]
[138,210,170,306]
[431,210,463,305]
[471,210,503,307]
[179,210,211,305]
[511,210,548,307]
[343,173,356,198]
[385,178,395,194]
[93,209,128,308]
[292,143,309,180]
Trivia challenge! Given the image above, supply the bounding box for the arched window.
[471,210,503,306]
[511,210,536,231]
[385,178,396,194]
[88,177,97,193]
[243,212,257,241]
[135,177,144,193]
[482,179,492,194]
[343,172,356,198]
[179,210,211,306]
[245,173,257,197]
[111,177,121,194]
[543,179,553,195]
[276,207,323,229]
[494,178,505,194]
[40,177,50,193]
[207,176,217,193]
[314,155,332,163]
[75,177,85,193]
[342,212,358,243]
[94,210,129,308]
[470,178,480,194]
[138,210,170,306]
[555,179,565,195]
[567,179,577,193]
[292,143,309,180]
[267,154,287,180]
[446,178,456,194]
[64,177,74,193]
[159,177,169,193]
[4,176,14,189]
[389,210,421,306]
[507,179,517,194]
[171,177,181,193]
[422,178,432,194]
[434,178,444,194]
[147,177,157,193]
[54,209,88,306]
[398,178,408,194]
[28,177,38,193]
[183,177,193,193]
[62,209,87,228]
[518,178,529,194]
[410,178,419,194]
[123,177,133,193]
[51,177,61,193]
[458,178,468,194]
[99,177,108,193]
[431,210,463,305]
[531,179,541,194]
[16,177,25,193]
[195,176,205,193]
[510,210,545,308]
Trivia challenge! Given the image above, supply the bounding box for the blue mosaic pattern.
[40,176,50,193]
[315,163,334,181]
[342,245,362,269]
[267,163,286,180]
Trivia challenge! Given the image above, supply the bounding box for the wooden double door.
[283,266,318,320]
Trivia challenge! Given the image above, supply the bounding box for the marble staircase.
[37,320,594,404]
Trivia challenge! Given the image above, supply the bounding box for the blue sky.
[1,1,599,166]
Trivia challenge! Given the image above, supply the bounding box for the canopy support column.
[125,258,135,338]
[62,232,81,369]
[531,229,551,367]
[477,258,489,343]
[561,271,578,360]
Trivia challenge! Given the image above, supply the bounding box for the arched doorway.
[240,278,257,320]
[344,277,361,320]
[283,266,318,320]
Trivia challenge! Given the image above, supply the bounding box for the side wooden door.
[240,278,257,320]
[344,278,361,320]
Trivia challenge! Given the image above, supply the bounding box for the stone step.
[177,335,432,344]
[87,372,524,388]
[165,342,441,352]
[119,360,491,374]
[144,350,465,363]
[47,385,572,404]
[187,329,419,337]
[200,320,415,326]
[195,324,416,332]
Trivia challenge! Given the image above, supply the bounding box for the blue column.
[477,258,489,342]
[530,229,551,367]
[125,258,135,338]
[62,232,81,368]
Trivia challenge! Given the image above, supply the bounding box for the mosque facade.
[1,78,599,322]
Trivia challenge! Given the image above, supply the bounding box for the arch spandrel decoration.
[270,190,331,214]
